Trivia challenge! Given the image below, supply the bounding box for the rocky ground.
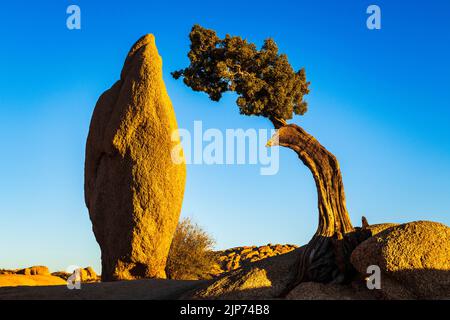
[211,244,298,275]
[0,221,448,300]
[0,279,205,300]
[189,221,449,300]
[0,244,297,288]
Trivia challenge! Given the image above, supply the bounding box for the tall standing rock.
[84,34,186,281]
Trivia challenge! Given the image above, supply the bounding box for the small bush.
[166,218,217,280]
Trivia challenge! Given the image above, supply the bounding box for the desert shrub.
[166,218,217,280]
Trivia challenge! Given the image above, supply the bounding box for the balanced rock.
[85,34,186,281]
[351,221,450,299]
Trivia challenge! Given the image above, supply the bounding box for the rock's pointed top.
[121,34,159,80]
[127,34,156,57]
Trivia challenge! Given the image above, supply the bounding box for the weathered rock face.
[286,281,375,300]
[16,266,50,276]
[51,267,99,282]
[188,247,377,300]
[351,221,450,299]
[188,248,304,299]
[211,244,298,276]
[85,34,186,281]
[81,267,98,282]
[365,223,398,236]
[188,221,449,300]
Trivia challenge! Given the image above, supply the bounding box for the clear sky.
[0,1,449,273]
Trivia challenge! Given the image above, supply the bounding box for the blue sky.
[0,1,449,273]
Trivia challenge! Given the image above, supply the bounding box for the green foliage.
[173,24,310,121]
[166,218,217,280]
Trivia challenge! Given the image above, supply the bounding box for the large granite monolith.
[84,34,186,281]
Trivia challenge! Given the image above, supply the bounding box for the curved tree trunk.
[268,118,370,293]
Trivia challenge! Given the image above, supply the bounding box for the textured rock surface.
[85,34,186,281]
[80,267,98,282]
[0,275,66,287]
[16,266,50,276]
[351,221,450,299]
[52,267,99,282]
[188,248,303,299]
[188,246,379,300]
[286,281,376,300]
[212,244,298,275]
[365,223,398,236]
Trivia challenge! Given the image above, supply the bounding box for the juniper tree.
[173,25,370,294]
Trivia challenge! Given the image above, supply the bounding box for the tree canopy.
[172,25,310,122]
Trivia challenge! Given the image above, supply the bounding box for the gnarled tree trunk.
[268,118,370,294]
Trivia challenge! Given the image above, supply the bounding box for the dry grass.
[166,218,217,280]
